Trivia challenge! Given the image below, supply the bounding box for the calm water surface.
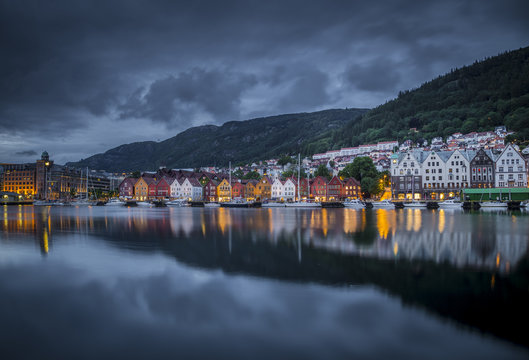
[1,205,528,359]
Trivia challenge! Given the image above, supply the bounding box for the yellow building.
[217,178,232,202]
[244,180,257,201]
[1,163,36,198]
[255,176,272,200]
[134,177,149,200]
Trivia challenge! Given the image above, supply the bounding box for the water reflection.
[1,206,528,274]
[1,206,529,352]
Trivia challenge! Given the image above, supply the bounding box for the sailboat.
[403,173,426,208]
[72,167,93,206]
[222,161,251,208]
[285,154,321,208]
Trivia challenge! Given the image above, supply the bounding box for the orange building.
[244,180,258,201]
[254,176,272,200]
[134,177,149,200]
[217,178,231,202]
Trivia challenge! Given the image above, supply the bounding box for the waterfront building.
[342,178,362,199]
[134,177,150,200]
[244,180,258,201]
[156,177,173,198]
[1,163,36,198]
[470,149,495,188]
[390,150,424,200]
[203,179,219,202]
[231,180,245,199]
[217,178,231,202]
[254,176,272,200]
[119,178,137,198]
[311,176,328,201]
[327,176,343,201]
[494,144,527,188]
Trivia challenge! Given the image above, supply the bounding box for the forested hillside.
[302,46,529,154]
[67,109,367,172]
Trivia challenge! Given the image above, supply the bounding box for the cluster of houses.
[119,168,362,202]
[390,144,528,200]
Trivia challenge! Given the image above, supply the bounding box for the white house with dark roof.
[494,144,527,188]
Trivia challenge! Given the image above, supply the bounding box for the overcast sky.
[1,0,528,164]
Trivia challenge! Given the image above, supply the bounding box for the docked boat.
[221,198,252,208]
[204,202,220,208]
[105,198,125,206]
[71,199,93,206]
[403,200,427,208]
[520,200,528,208]
[136,201,153,207]
[262,201,286,208]
[33,200,65,206]
[371,200,395,209]
[343,199,365,208]
[285,200,321,208]
[438,199,462,208]
[479,201,508,208]
[166,199,187,206]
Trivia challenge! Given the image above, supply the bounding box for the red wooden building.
[311,176,328,201]
[327,176,343,200]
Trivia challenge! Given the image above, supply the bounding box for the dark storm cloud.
[344,58,402,92]
[119,68,257,126]
[14,150,37,156]
[0,0,528,162]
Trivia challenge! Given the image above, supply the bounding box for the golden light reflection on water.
[438,210,445,234]
[0,206,527,273]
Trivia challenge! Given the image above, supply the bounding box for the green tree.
[232,168,244,179]
[243,171,261,180]
[314,164,331,179]
[277,155,296,166]
[131,171,141,178]
[338,157,378,181]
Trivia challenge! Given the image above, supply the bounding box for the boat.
[204,202,220,208]
[438,199,462,208]
[33,200,65,206]
[262,201,286,208]
[285,154,322,208]
[166,199,188,206]
[479,201,508,208]
[285,200,321,208]
[403,200,427,208]
[221,198,252,208]
[105,198,125,206]
[136,201,153,207]
[343,199,365,208]
[371,200,395,209]
[71,199,93,206]
[520,200,528,208]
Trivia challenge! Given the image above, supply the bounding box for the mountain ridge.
[67,108,368,172]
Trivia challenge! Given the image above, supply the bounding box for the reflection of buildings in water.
[169,208,195,237]
[304,210,528,273]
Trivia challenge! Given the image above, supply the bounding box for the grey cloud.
[119,68,257,126]
[278,67,331,112]
[14,150,37,156]
[344,59,402,92]
[0,0,528,162]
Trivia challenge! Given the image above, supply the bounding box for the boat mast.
[297,154,301,201]
[229,161,232,200]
